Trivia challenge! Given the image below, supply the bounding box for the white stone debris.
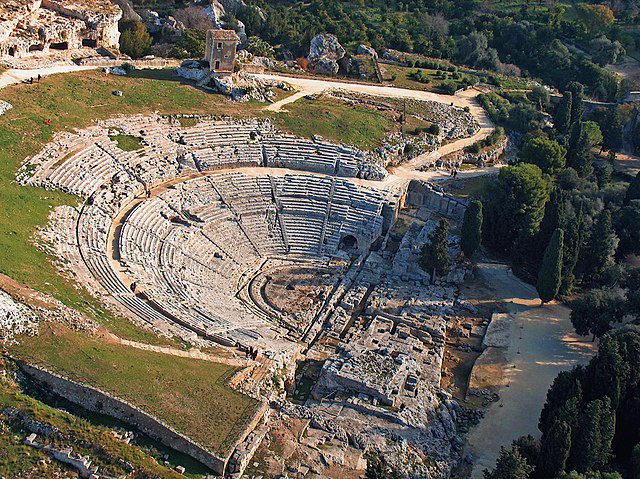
[0,290,37,341]
[0,100,13,117]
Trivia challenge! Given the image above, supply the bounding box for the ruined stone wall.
[18,362,227,474]
[405,180,467,220]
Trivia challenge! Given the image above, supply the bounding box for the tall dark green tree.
[593,106,624,152]
[555,91,573,134]
[484,447,533,479]
[631,443,640,479]
[119,20,153,59]
[560,207,583,294]
[461,200,483,258]
[567,122,594,176]
[615,200,640,256]
[570,397,615,472]
[567,81,585,127]
[540,370,583,434]
[624,269,640,320]
[581,210,618,282]
[537,228,564,305]
[484,164,551,254]
[420,218,451,278]
[538,420,572,479]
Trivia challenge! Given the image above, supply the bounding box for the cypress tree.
[561,201,584,294]
[420,218,451,278]
[555,91,573,134]
[484,447,533,479]
[571,398,615,472]
[625,171,640,205]
[537,188,566,263]
[567,81,585,127]
[539,370,582,434]
[537,228,564,305]
[461,200,483,258]
[582,210,618,282]
[567,122,593,176]
[538,420,572,478]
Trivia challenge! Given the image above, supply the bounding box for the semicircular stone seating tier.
[25,115,399,348]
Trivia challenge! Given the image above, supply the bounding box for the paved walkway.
[466,263,595,478]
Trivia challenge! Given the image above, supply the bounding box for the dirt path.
[255,73,495,175]
[102,332,249,367]
[466,263,595,478]
[0,64,101,90]
[613,152,640,177]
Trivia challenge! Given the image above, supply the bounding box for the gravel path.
[466,263,595,478]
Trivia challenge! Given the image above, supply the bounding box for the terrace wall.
[17,361,227,474]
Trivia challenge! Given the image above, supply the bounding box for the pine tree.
[631,443,640,479]
[555,91,573,134]
[538,420,572,478]
[537,228,564,305]
[537,188,566,261]
[461,200,483,258]
[420,218,451,278]
[625,172,640,206]
[570,288,626,341]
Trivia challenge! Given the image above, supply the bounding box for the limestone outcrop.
[308,33,345,75]
[0,0,122,59]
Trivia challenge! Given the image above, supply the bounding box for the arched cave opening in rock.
[339,234,359,251]
[82,38,97,48]
[29,44,44,52]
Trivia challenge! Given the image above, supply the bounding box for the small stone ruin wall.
[405,180,467,220]
[17,361,227,474]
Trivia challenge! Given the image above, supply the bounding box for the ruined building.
[204,29,240,74]
[0,0,122,59]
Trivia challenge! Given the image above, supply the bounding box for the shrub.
[119,20,152,59]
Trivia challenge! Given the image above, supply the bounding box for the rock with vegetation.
[308,33,345,75]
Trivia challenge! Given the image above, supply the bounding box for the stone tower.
[204,29,240,74]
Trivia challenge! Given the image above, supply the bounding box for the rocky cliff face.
[1,0,122,58]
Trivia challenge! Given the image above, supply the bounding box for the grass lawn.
[11,323,259,457]
[380,63,534,93]
[110,132,144,151]
[275,96,393,150]
[0,371,191,478]
[446,174,495,199]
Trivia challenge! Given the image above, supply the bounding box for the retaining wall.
[18,361,228,474]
